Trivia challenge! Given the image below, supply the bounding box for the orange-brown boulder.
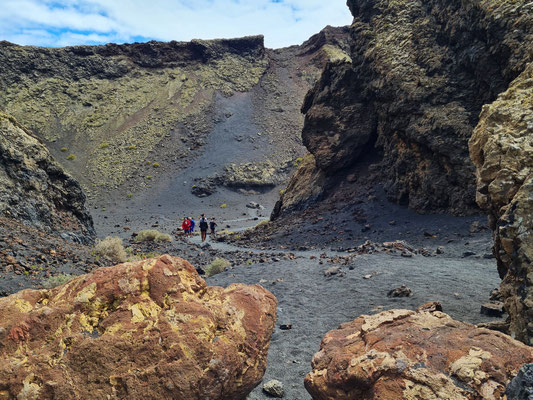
[305,309,533,399]
[0,255,277,400]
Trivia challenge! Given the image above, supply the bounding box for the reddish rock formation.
[470,63,533,344]
[305,309,533,399]
[0,255,277,399]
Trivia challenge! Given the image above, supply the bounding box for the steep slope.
[0,112,94,243]
[274,0,533,218]
[0,27,350,207]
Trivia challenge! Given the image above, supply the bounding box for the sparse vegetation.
[127,145,137,150]
[127,193,133,198]
[256,220,269,228]
[136,229,172,242]
[205,258,230,277]
[66,154,76,160]
[220,203,227,208]
[92,236,128,263]
[125,248,161,261]
[152,162,160,168]
[293,157,304,167]
[99,142,109,149]
[42,274,75,289]
[60,147,68,152]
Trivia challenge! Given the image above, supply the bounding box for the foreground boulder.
[305,309,533,399]
[469,63,533,344]
[0,255,277,399]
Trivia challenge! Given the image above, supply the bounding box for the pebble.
[263,379,284,398]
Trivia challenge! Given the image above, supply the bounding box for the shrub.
[127,193,133,198]
[99,142,109,149]
[60,147,68,152]
[152,162,160,168]
[205,258,230,277]
[93,236,128,263]
[66,154,76,160]
[136,229,172,242]
[127,145,137,150]
[42,274,75,289]
[220,203,227,208]
[293,157,304,167]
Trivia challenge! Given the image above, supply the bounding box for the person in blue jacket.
[189,217,195,236]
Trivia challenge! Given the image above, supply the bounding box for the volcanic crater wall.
[275,0,533,217]
[0,112,94,243]
[0,29,350,203]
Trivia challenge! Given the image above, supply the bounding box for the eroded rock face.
[469,63,533,344]
[0,255,277,399]
[305,309,533,400]
[0,112,94,243]
[280,0,532,216]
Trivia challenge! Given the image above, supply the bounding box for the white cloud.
[0,0,353,48]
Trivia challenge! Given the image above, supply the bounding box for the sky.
[0,0,353,49]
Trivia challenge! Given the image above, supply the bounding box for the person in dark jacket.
[199,214,209,242]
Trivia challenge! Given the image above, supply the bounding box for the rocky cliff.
[274,0,533,218]
[0,28,349,203]
[0,112,94,243]
[470,63,533,344]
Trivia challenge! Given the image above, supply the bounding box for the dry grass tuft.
[93,236,128,263]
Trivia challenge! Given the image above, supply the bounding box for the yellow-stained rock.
[0,255,277,400]
[305,308,533,399]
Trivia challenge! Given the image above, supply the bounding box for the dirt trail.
[208,242,501,399]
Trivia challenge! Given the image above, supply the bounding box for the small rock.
[361,224,371,233]
[490,288,503,302]
[506,363,533,399]
[346,174,357,183]
[481,302,505,317]
[389,220,396,225]
[279,324,292,331]
[363,274,373,279]
[324,266,340,277]
[470,221,487,233]
[462,251,476,258]
[263,379,284,398]
[416,301,443,312]
[436,247,444,254]
[387,285,413,298]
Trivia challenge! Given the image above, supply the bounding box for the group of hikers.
[181,214,217,242]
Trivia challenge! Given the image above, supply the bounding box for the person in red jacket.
[181,217,191,237]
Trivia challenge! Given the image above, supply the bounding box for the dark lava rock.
[0,113,94,243]
[276,0,532,217]
[506,363,533,400]
[387,285,413,298]
[481,302,505,317]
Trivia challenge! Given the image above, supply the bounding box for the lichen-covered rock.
[305,309,533,400]
[469,63,533,344]
[221,161,281,188]
[0,255,277,400]
[0,112,94,243]
[271,154,326,218]
[281,0,533,216]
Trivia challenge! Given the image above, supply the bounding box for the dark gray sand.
[208,243,502,399]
